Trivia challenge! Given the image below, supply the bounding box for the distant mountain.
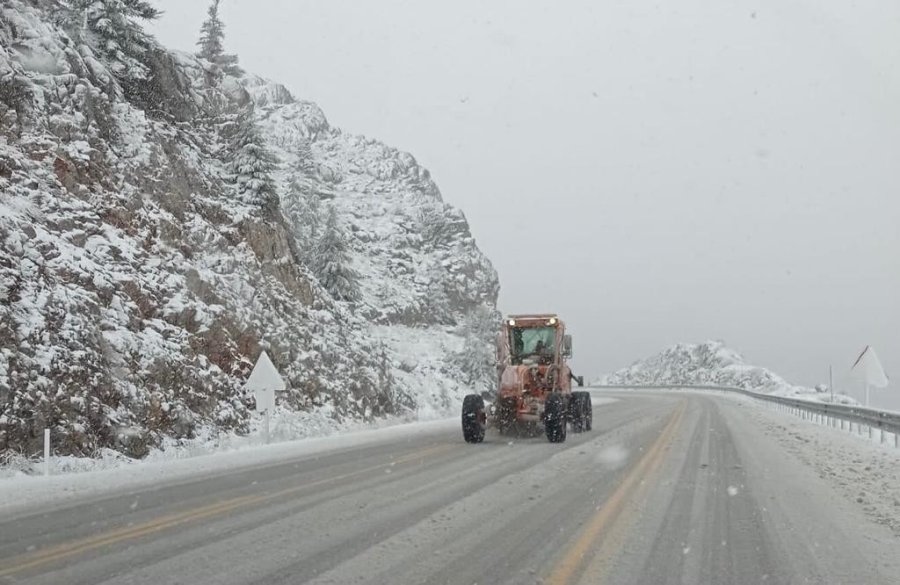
[600,341,857,404]
[0,1,498,458]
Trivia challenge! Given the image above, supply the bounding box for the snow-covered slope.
[601,341,856,404]
[0,1,498,459]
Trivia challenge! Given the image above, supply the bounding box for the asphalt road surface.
[1,391,898,585]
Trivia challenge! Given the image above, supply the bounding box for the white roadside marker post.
[43,428,50,477]
[245,350,285,446]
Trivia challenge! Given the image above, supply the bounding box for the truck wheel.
[462,394,485,443]
[581,392,593,431]
[569,392,585,433]
[545,393,567,443]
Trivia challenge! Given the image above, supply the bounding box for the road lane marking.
[0,495,262,577]
[0,442,457,577]
[545,400,686,585]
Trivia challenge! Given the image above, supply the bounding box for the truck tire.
[569,392,585,433]
[581,391,593,431]
[545,393,567,443]
[462,394,485,443]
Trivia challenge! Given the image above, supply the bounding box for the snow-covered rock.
[601,341,857,405]
[0,1,498,459]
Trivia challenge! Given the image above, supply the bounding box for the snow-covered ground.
[738,395,900,535]
[0,404,429,480]
[0,415,458,517]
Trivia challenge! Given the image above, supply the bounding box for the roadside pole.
[829,365,834,403]
[43,428,50,477]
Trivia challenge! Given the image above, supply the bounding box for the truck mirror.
[562,334,573,358]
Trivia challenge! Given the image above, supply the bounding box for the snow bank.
[733,395,900,535]
[0,414,457,516]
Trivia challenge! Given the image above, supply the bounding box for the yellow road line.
[0,442,456,577]
[0,495,262,577]
[545,400,686,585]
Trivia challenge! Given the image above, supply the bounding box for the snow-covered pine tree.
[313,205,360,302]
[452,304,498,388]
[228,106,278,210]
[282,173,322,259]
[281,137,321,249]
[68,0,160,81]
[196,0,223,62]
[196,0,243,78]
[296,137,317,176]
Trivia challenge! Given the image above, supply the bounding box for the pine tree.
[228,108,277,209]
[296,137,317,176]
[282,173,322,260]
[453,305,497,387]
[69,0,160,81]
[196,0,242,78]
[314,206,360,302]
[303,187,321,241]
[281,138,321,247]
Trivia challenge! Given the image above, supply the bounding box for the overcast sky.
[151,0,900,409]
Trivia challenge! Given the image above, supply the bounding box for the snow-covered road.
[1,391,898,585]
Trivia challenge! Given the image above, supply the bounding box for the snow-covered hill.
[601,341,856,404]
[0,1,498,459]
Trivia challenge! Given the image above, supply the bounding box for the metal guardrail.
[593,384,900,447]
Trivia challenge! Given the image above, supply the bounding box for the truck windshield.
[510,326,556,363]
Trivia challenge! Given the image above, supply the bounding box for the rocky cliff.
[0,0,498,458]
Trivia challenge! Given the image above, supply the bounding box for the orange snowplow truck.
[461,314,589,443]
